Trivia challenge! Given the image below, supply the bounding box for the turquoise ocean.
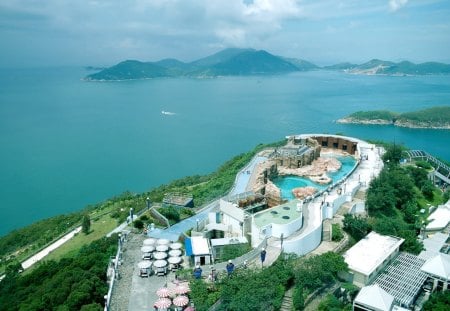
[0,67,449,235]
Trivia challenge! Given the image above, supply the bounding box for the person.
[260,247,267,267]
[193,264,202,279]
[226,260,235,277]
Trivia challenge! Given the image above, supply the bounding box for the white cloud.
[389,0,408,12]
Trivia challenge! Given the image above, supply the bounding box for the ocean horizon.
[1,67,449,236]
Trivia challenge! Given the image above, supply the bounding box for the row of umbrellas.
[143,238,183,250]
[154,284,191,309]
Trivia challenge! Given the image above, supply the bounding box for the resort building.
[341,232,404,287]
[353,284,394,311]
[190,134,384,260]
[184,236,212,266]
[425,201,450,233]
[420,253,450,292]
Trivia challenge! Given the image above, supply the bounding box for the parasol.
[153,252,168,260]
[143,238,156,246]
[137,261,152,269]
[168,249,182,257]
[141,245,155,253]
[153,259,168,268]
[157,238,170,245]
[167,256,182,264]
[172,284,190,295]
[156,287,171,298]
[154,297,171,309]
[169,242,182,250]
[156,244,169,252]
[173,295,189,307]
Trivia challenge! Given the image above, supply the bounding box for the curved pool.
[273,156,357,200]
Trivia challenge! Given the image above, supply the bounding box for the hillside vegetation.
[338,106,450,129]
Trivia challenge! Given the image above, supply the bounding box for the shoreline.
[337,118,450,130]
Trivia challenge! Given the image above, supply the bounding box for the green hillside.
[85,48,315,80]
[339,106,450,129]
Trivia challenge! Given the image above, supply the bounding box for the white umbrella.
[157,238,170,245]
[168,249,182,257]
[153,260,168,268]
[153,252,168,260]
[143,238,156,246]
[141,245,155,253]
[156,244,169,252]
[169,242,182,250]
[168,256,182,264]
[137,261,152,269]
[173,295,189,307]
[156,287,171,298]
[154,297,171,309]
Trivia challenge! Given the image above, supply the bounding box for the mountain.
[85,60,170,80]
[325,59,450,75]
[85,48,316,81]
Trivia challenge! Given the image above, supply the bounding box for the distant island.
[324,59,450,76]
[84,48,450,81]
[337,106,450,129]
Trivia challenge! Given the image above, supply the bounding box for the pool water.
[273,156,357,200]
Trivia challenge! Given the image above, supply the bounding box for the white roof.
[190,236,210,255]
[426,203,450,230]
[343,231,404,276]
[418,232,449,260]
[420,253,450,280]
[210,236,247,247]
[354,284,394,311]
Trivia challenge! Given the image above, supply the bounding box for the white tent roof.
[418,232,448,260]
[426,203,450,231]
[343,231,404,276]
[354,284,394,311]
[190,236,210,255]
[420,253,450,280]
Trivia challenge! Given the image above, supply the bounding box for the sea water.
[0,67,449,235]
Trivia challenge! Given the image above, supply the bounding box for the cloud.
[389,0,408,12]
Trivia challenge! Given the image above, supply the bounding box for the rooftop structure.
[162,192,194,208]
[420,253,450,281]
[372,252,427,308]
[353,284,394,311]
[418,232,449,260]
[343,232,404,286]
[426,201,450,232]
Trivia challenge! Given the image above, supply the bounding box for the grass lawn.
[36,215,119,263]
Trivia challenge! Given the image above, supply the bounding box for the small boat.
[161,110,175,115]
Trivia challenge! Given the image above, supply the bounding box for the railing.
[104,235,123,311]
[149,206,170,229]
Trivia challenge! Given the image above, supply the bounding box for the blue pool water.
[273,156,357,200]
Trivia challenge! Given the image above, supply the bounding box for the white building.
[341,232,404,287]
[353,284,394,311]
[425,201,450,233]
[420,253,450,291]
[185,236,212,266]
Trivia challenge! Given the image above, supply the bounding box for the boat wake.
[161,110,176,116]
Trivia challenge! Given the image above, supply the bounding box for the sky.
[1,0,450,67]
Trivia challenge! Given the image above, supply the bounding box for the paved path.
[22,226,82,269]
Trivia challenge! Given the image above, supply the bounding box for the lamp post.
[196,219,199,232]
[146,197,151,210]
[129,208,134,223]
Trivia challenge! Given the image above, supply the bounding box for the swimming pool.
[273,156,357,200]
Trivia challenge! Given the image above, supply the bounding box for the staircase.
[280,288,293,311]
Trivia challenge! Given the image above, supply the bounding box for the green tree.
[421,181,435,200]
[292,285,304,311]
[82,214,91,235]
[331,224,344,241]
[382,143,403,166]
[343,214,370,241]
[423,291,450,311]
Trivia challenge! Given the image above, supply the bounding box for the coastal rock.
[292,186,317,199]
[310,174,332,184]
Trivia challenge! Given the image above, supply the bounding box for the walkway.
[147,155,268,241]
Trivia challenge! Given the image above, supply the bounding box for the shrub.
[331,224,344,241]
[133,219,144,230]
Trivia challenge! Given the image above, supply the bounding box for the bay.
[0,67,449,236]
